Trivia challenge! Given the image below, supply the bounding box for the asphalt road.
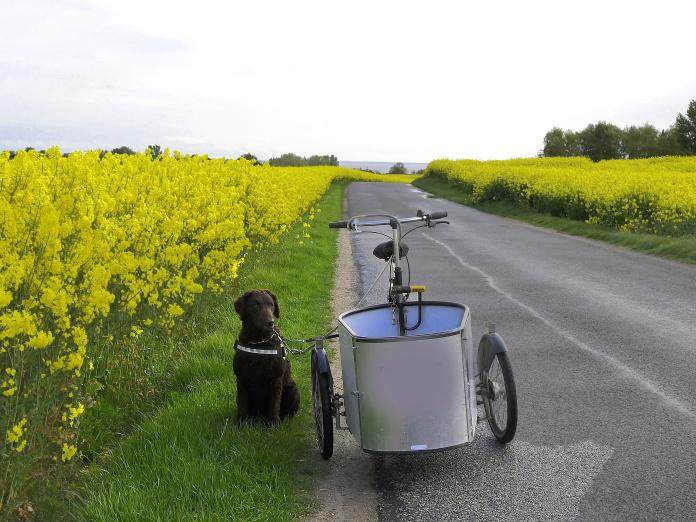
[336,182,696,522]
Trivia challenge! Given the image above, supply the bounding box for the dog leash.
[269,251,392,357]
[276,326,339,356]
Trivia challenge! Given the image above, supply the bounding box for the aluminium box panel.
[337,302,475,453]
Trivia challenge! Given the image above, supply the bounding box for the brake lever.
[429,220,450,227]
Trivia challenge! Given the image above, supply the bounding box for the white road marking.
[424,232,696,423]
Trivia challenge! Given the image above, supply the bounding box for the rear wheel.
[311,351,334,459]
[482,352,517,443]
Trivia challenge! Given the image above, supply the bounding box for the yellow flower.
[0,289,11,309]
[6,417,27,444]
[0,149,411,466]
[61,443,77,462]
[166,304,184,318]
[1,369,17,396]
[64,402,85,426]
[27,330,54,349]
[130,326,143,337]
[0,310,38,339]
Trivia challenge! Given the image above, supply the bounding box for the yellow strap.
[410,285,426,293]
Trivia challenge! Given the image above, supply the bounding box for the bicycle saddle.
[373,240,409,260]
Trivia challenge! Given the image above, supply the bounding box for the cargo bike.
[306,210,517,459]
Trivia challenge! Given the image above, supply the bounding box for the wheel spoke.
[489,358,507,429]
[311,354,334,459]
[483,351,516,443]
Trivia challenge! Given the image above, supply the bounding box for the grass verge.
[68,183,346,521]
[414,176,696,265]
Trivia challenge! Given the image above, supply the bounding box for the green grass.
[414,175,696,265]
[65,184,346,521]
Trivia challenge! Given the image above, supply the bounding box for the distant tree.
[566,132,581,156]
[388,162,408,174]
[542,99,696,160]
[148,144,163,159]
[238,152,259,164]
[577,121,623,161]
[260,152,341,167]
[24,147,35,152]
[621,124,659,159]
[268,153,307,167]
[111,146,135,155]
[307,154,338,166]
[543,128,567,157]
[543,128,582,157]
[656,126,689,156]
[674,99,696,153]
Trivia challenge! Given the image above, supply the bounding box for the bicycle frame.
[319,207,518,458]
[343,213,431,335]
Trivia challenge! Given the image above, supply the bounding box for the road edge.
[304,192,378,522]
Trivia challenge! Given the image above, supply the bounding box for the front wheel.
[311,351,334,459]
[481,352,517,443]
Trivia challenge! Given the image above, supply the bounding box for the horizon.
[1,145,432,166]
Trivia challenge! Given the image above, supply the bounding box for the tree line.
[266,153,338,167]
[5,145,163,160]
[542,99,696,161]
[2,147,341,167]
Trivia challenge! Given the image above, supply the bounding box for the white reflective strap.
[235,342,281,356]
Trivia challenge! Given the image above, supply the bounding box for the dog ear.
[265,290,280,318]
[234,292,250,320]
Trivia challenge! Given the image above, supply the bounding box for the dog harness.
[234,339,287,359]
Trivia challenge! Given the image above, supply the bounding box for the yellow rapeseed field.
[426,157,696,235]
[0,147,413,484]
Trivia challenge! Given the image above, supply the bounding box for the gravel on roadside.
[304,226,378,522]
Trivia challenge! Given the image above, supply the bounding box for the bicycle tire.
[482,351,517,444]
[311,351,334,459]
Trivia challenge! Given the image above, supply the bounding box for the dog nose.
[266,320,275,328]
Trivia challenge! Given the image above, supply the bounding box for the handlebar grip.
[429,211,448,220]
[328,220,348,229]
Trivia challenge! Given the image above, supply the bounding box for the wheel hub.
[488,379,505,401]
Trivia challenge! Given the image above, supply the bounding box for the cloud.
[94,26,187,55]
[0,121,179,153]
[1,0,695,161]
[161,135,205,145]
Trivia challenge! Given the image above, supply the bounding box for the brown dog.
[233,290,300,424]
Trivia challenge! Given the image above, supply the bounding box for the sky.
[1,0,695,162]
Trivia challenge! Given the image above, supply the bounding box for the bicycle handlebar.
[328,210,448,229]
